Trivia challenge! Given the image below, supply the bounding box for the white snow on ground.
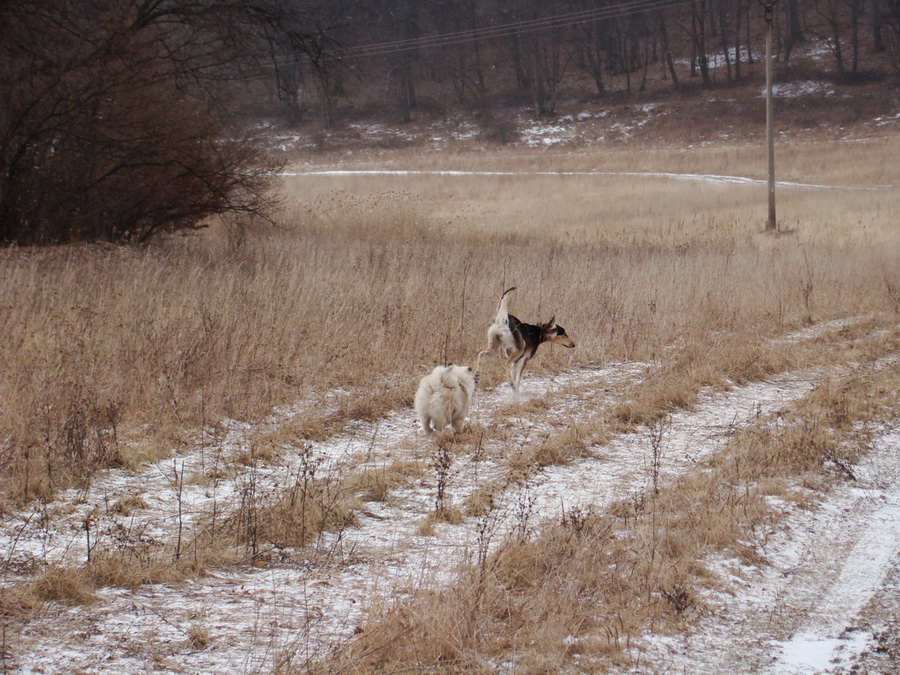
[281,168,894,191]
[767,81,837,99]
[632,424,900,675]
[3,319,881,673]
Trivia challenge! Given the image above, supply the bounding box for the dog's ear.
[547,315,556,326]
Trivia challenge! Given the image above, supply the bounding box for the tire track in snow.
[8,365,832,673]
[4,319,870,673]
[634,424,900,675]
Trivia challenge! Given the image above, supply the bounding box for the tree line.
[2,0,898,245]
[270,0,900,123]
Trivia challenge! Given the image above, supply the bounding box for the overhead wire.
[264,0,698,68]
[344,0,695,58]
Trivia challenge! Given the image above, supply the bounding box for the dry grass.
[319,331,900,673]
[29,566,97,606]
[6,213,893,503]
[284,134,900,248]
[1,132,898,668]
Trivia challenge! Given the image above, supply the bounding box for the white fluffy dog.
[414,364,476,433]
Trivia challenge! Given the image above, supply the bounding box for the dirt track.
[4,319,897,673]
[632,423,900,674]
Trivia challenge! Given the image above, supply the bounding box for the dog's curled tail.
[439,365,459,390]
[495,286,516,321]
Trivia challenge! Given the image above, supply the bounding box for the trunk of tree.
[818,0,846,74]
[692,0,711,85]
[511,32,530,88]
[658,12,681,88]
[734,0,743,79]
[470,4,486,95]
[640,37,651,91]
[787,0,805,47]
[851,0,861,73]
[718,0,733,83]
[390,0,418,122]
[872,0,887,52]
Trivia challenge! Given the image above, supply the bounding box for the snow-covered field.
[4,317,897,673]
[636,424,900,674]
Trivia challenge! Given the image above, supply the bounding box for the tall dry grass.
[315,331,900,674]
[0,136,897,507]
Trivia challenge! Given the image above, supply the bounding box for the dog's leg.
[475,326,504,373]
[477,288,516,374]
[506,353,523,396]
[420,415,433,433]
[510,350,535,396]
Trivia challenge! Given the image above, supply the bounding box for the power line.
[266,0,696,68]
[345,0,693,58]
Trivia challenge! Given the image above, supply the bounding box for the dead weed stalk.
[316,350,899,672]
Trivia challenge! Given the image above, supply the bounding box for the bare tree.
[880,0,900,72]
[427,0,485,104]
[382,0,419,122]
[658,9,682,88]
[785,0,806,55]
[264,1,351,127]
[571,0,615,96]
[814,0,847,74]
[691,0,712,85]
[0,0,280,245]
[872,0,888,53]
[496,0,532,90]
[528,38,565,115]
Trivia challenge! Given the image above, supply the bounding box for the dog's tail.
[439,365,459,390]
[476,287,516,373]
[494,286,516,324]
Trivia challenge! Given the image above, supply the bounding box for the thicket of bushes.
[0,1,290,245]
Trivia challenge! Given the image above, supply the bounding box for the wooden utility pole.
[760,0,778,231]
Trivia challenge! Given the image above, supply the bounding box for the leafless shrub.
[648,415,669,496]
[224,447,360,558]
[661,580,695,615]
[0,0,280,245]
[433,436,455,518]
[479,109,519,145]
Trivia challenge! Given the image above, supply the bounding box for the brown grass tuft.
[30,566,96,606]
[186,623,211,650]
[110,494,149,516]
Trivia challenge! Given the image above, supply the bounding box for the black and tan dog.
[475,287,574,394]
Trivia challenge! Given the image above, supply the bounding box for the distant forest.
[263,0,900,124]
[2,0,897,244]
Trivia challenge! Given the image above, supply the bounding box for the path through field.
[634,423,900,674]
[2,319,897,673]
[281,168,894,192]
